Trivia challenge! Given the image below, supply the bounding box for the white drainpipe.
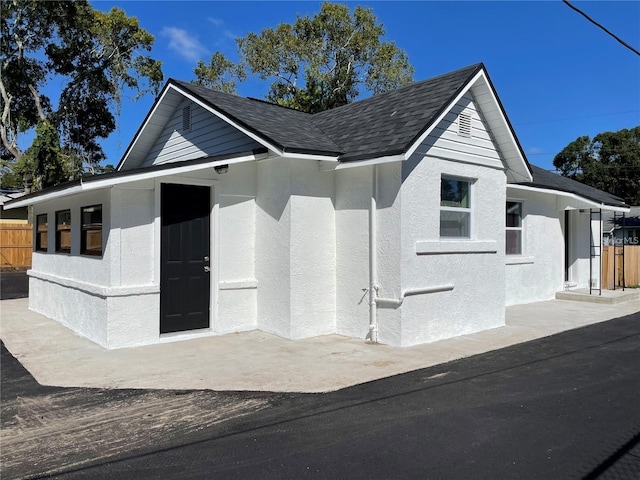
[367,164,455,341]
[376,284,455,309]
[368,165,379,343]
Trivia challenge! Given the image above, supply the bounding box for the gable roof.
[310,64,483,162]
[118,63,532,182]
[515,165,629,209]
[169,80,344,156]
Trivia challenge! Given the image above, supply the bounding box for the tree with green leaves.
[0,0,163,190]
[193,2,414,113]
[553,126,640,205]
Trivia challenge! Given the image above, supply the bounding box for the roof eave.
[508,184,630,212]
[5,149,267,210]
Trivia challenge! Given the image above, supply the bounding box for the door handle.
[204,266,210,273]
[204,256,209,262]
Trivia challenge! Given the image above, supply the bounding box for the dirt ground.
[0,342,275,479]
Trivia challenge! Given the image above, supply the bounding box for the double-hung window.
[35,214,48,252]
[506,201,523,255]
[81,205,102,256]
[55,209,71,253]
[440,176,471,238]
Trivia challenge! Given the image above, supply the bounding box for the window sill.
[505,256,535,265]
[416,240,498,255]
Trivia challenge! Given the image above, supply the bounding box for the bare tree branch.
[0,74,22,159]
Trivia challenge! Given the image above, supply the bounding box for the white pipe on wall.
[376,284,455,309]
[368,165,378,343]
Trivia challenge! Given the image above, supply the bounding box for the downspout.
[368,165,378,343]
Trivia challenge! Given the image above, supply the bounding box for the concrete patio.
[1,296,638,393]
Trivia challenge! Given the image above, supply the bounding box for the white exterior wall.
[29,189,112,347]
[256,157,292,337]
[215,162,258,334]
[335,167,374,340]
[289,161,336,338]
[504,189,564,306]
[399,153,506,346]
[373,163,403,345]
[569,209,598,289]
[256,158,336,339]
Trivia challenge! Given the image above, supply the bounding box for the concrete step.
[556,288,640,304]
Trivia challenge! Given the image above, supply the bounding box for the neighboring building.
[602,206,640,246]
[5,63,629,349]
[0,189,28,223]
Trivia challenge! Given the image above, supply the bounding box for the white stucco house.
[6,63,629,349]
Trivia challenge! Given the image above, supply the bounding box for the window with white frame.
[440,176,471,238]
[506,201,522,255]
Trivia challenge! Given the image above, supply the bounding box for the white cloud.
[208,17,224,27]
[527,147,543,155]
[161,27,208,63]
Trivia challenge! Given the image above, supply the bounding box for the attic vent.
[458,112,472,138]
[182,104,192,132]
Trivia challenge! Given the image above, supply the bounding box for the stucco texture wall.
[504,188,564,306]
[256,158,336,339]
[398,154,507,346]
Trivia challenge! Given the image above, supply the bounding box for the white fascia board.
[403,70,485,160]
[281,151,339,161]
[471,72,532,183]
[508,184,630,212]
[118,86,179,171]
[168,85,339,162]
[403,69,532,184]
[325,153,406,171]
[6,154,257,209]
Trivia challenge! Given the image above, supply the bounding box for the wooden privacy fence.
[0,222,32,269]
[602,245,640,289]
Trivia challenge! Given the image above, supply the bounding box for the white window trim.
[506,199,524,256]
[440,175,474,239]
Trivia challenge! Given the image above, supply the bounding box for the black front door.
[160,183,211,334]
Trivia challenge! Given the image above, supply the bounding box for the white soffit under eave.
[508,184,629,212]
[5,153,258,210]
[403,70,532,184]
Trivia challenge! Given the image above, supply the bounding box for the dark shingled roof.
[172,63,482,162]
[311,64,483,161]
[171,79,343,156]
[519,165,629,208]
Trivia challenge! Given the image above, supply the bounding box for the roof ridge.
[312,62,484,117]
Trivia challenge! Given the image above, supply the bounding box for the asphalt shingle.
[520,165,628,208]
[171,80,342,156]
[172,64,482,162]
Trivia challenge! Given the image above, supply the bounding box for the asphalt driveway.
[2,311,640,479]
[0,270,28,300]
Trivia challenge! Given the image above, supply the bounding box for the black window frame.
[80,204,103,257]
[55,209,72,254]
[35,213,48,252]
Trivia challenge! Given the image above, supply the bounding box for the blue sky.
[91,0,640,171]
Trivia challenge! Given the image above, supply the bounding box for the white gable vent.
[458,112,472,138]
[182,104,192,132]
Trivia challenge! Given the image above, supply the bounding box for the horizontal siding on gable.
[143,99,261,167]
[419,93,503,167]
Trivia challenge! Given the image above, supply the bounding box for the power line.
[562,0,640,57]
[514,110,640,127]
